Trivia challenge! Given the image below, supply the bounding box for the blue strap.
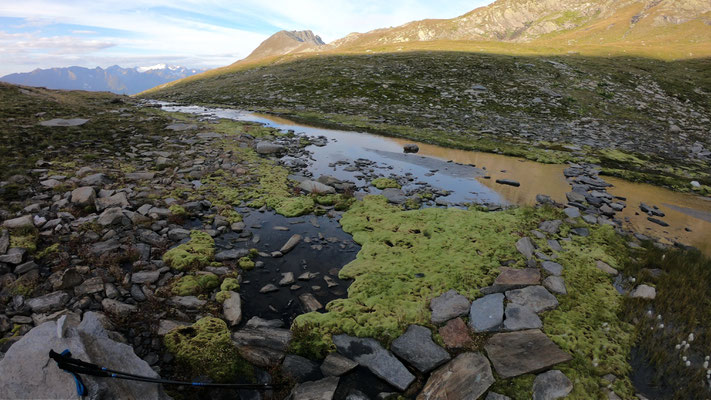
[60,350,86,397]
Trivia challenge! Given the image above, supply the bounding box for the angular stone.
[596,260,618,276]
[485,329,573,378]
[403,144,419,153]
[2,215,35,229]
[533,370,573,400]
[260,284,279,294]
[255,141,285,154]
[570,227,589,237]
[289,376,339,400]
[417,353,494,400]
[333,334,415,391]
[0,248,25,264]
[543,276,567,295]
[157,320,189,336]
[97,207,126,226]
[74,276,104,296]
[629,285,656,300]
[131,270,160,284]
[541,261,564,276]
[564,207,581,218]
[26,291,70,313]
[391,325,450,373]
[438,318,473,349]
[168,296,206,309]
[0,312,170,400]
[430,289,470,324]
[281,354,322,383]
[232,327,292,352]
[95,193,129,212]
[280,234,302,253]
[381,188,406,204]
[548,239,564,252]
[222,291,242,327]
[538,220,562,234]
[299,180,336,194]
[101,299,137,317]
[168,228,190,241]
[70,187,96,207]
[279,272,295,286]
[505,286,559,313]
[320,353,358,377]
[503,304,542,331]
[299,293,323,312]
[0,229,8,254]
[469,293,504,332]
[80,173,111,187]
[495,179,520,187]
[238,346,285,368]
[515,237,536,260]
[215,248,249,261]
[566,192,586,203]
[491,267,540,292]
[14,260,37,275]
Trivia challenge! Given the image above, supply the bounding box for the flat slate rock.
[289,376,339,400]
[541,261,564,276]
[489,267,540,292]
[485,329,572,378]
[469,293,504,332]
[320,353,358,377]
[543,276,567,295]
[438,318,473,349]
[515,237,536,260]
[391,325,450,373]
[532,370,573,400]
[281,354,322,383]
[503,304,542,331]
[505,285,559,313]
[430,289,470,324]
[333,334,415,391]
[595,260,618,276]
[538,220,562,234]
[39,118,89,127]
[417,352,494,400]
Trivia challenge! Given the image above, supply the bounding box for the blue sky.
[0,1,489,76]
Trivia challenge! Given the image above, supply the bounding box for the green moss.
[314,194,338,206]
[197,273,220,290]
[238,257,255,270]
[172,275,201,296]
[9,228,38,252]
[371,177,401,190]
[169,204,187,216]
[273,196,314,217]
[220,277,240,292]
[219,209,242,224]
[36,243,60,259]
[293,195,532,344]
[162,230,215,271]
[489,374,535,399]
[164,317,253,382]
[215,290,231,303]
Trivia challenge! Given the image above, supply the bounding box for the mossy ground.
[162,230,215,271]
[371,177,401,190]
[291,195,638,398]
[621,245,711,399]
[164,317,253,383]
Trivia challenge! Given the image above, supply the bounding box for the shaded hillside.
[143,51,711,190]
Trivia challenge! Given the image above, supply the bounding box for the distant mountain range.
[0,65,205,95]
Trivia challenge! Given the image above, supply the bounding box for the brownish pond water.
[159,103,711,256]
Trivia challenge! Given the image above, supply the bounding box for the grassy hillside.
[142,51,711,191]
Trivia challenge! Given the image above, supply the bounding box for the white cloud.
[0,0,489,75]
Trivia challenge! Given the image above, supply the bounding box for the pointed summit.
[245,30,325,61]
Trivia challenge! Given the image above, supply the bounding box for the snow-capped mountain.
[0,65,206,95]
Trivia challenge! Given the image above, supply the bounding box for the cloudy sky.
[0,1,489,76]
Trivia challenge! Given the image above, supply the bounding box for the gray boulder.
[333,334,415,391]
[503,304,542,331]
[532,370,573,400]
[505,286,559,313]
[255,142,285,155]
[2,215,35,230]
[468,293,504,332]
[70,187,96,207]
[299,180,336,194]
[288,376,339,400]
[320,353,358,377]
[281,354,322,383]
[26,291,70,313]
[515,237,536,260]
[381,188,407,204]
[391,325,450,373]
[0,312,170,399]
[417,352,494,400]
[222,292,242,327]
[430,289,470,324]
